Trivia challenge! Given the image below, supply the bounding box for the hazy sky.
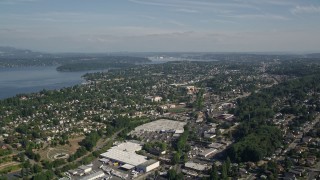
[0,0,320,52]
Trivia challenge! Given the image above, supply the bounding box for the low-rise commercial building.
[78,165,92,174]
[79,171,105,180]
[184,161,209,172]
[100,148,148,167]
[137,159,160,172]
[208,142,224,149]
[112,170,129,179]
[200,148,217,158]
[100,141,159,173]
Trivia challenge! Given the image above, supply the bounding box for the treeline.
[208,158,233,180]
[172,126,191,164]
[68,131,102,162]
[56,56,150,72]
[108,116,150,138]
[174,127,189,152]
[0,57,61,67]
[143,141,167,152]
[79,131,101,151]
[32,170,54,180]
[228,126,282,162]
[0,48,151,68]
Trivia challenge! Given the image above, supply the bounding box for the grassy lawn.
[0,163,21,174]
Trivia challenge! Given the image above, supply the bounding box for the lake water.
[0,61,168,100]
[0,66,106,99]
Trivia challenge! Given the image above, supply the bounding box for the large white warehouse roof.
[113,141,142,152]
[101,149,147,166]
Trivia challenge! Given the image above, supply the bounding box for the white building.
[204,133,216,139]
[100,141,160,173]
[113,141,143,152]
[200,148,217,158]
[153,96,162,102]
[78,165,92,174]
[145,96,162,102]
[203,127,216,139]
[184,86,196,94]
[137,159,160,172]
[100,141,148,167]
[79,171,105,180]
[100,148,148,167]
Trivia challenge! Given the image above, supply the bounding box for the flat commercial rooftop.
[130,119,186,134]
[121,164,135,170]
[101,149,147,166]
[100,141,147,167]
[200,148,217,157]
[208,142,224,149]
[113,141,142,152]
[185,161,208,171]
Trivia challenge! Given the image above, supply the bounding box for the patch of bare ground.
[37,136,85,161]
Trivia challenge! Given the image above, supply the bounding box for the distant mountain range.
[0,46,50,58]
[1,46,320,60]
[0,46,32,54]
[1,46,320,57]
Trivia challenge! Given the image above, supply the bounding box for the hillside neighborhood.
[0,59,320,180]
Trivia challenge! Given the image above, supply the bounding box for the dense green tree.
[79,131,101,151]
[226,157,231,175]
[209,164,219,180]
[172,152,180,164]
[41,160,53,170]
[33,164,42,174]
[34,153,41,162]
[221,162,228,180]
[284,158,293,170]
[23,160,31,169]
[167,169,183,180]
[0,175,7,180]
[168,169,177,180]
[181,154,188,163]
[32,170,54,180]
[229,126,282,162]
